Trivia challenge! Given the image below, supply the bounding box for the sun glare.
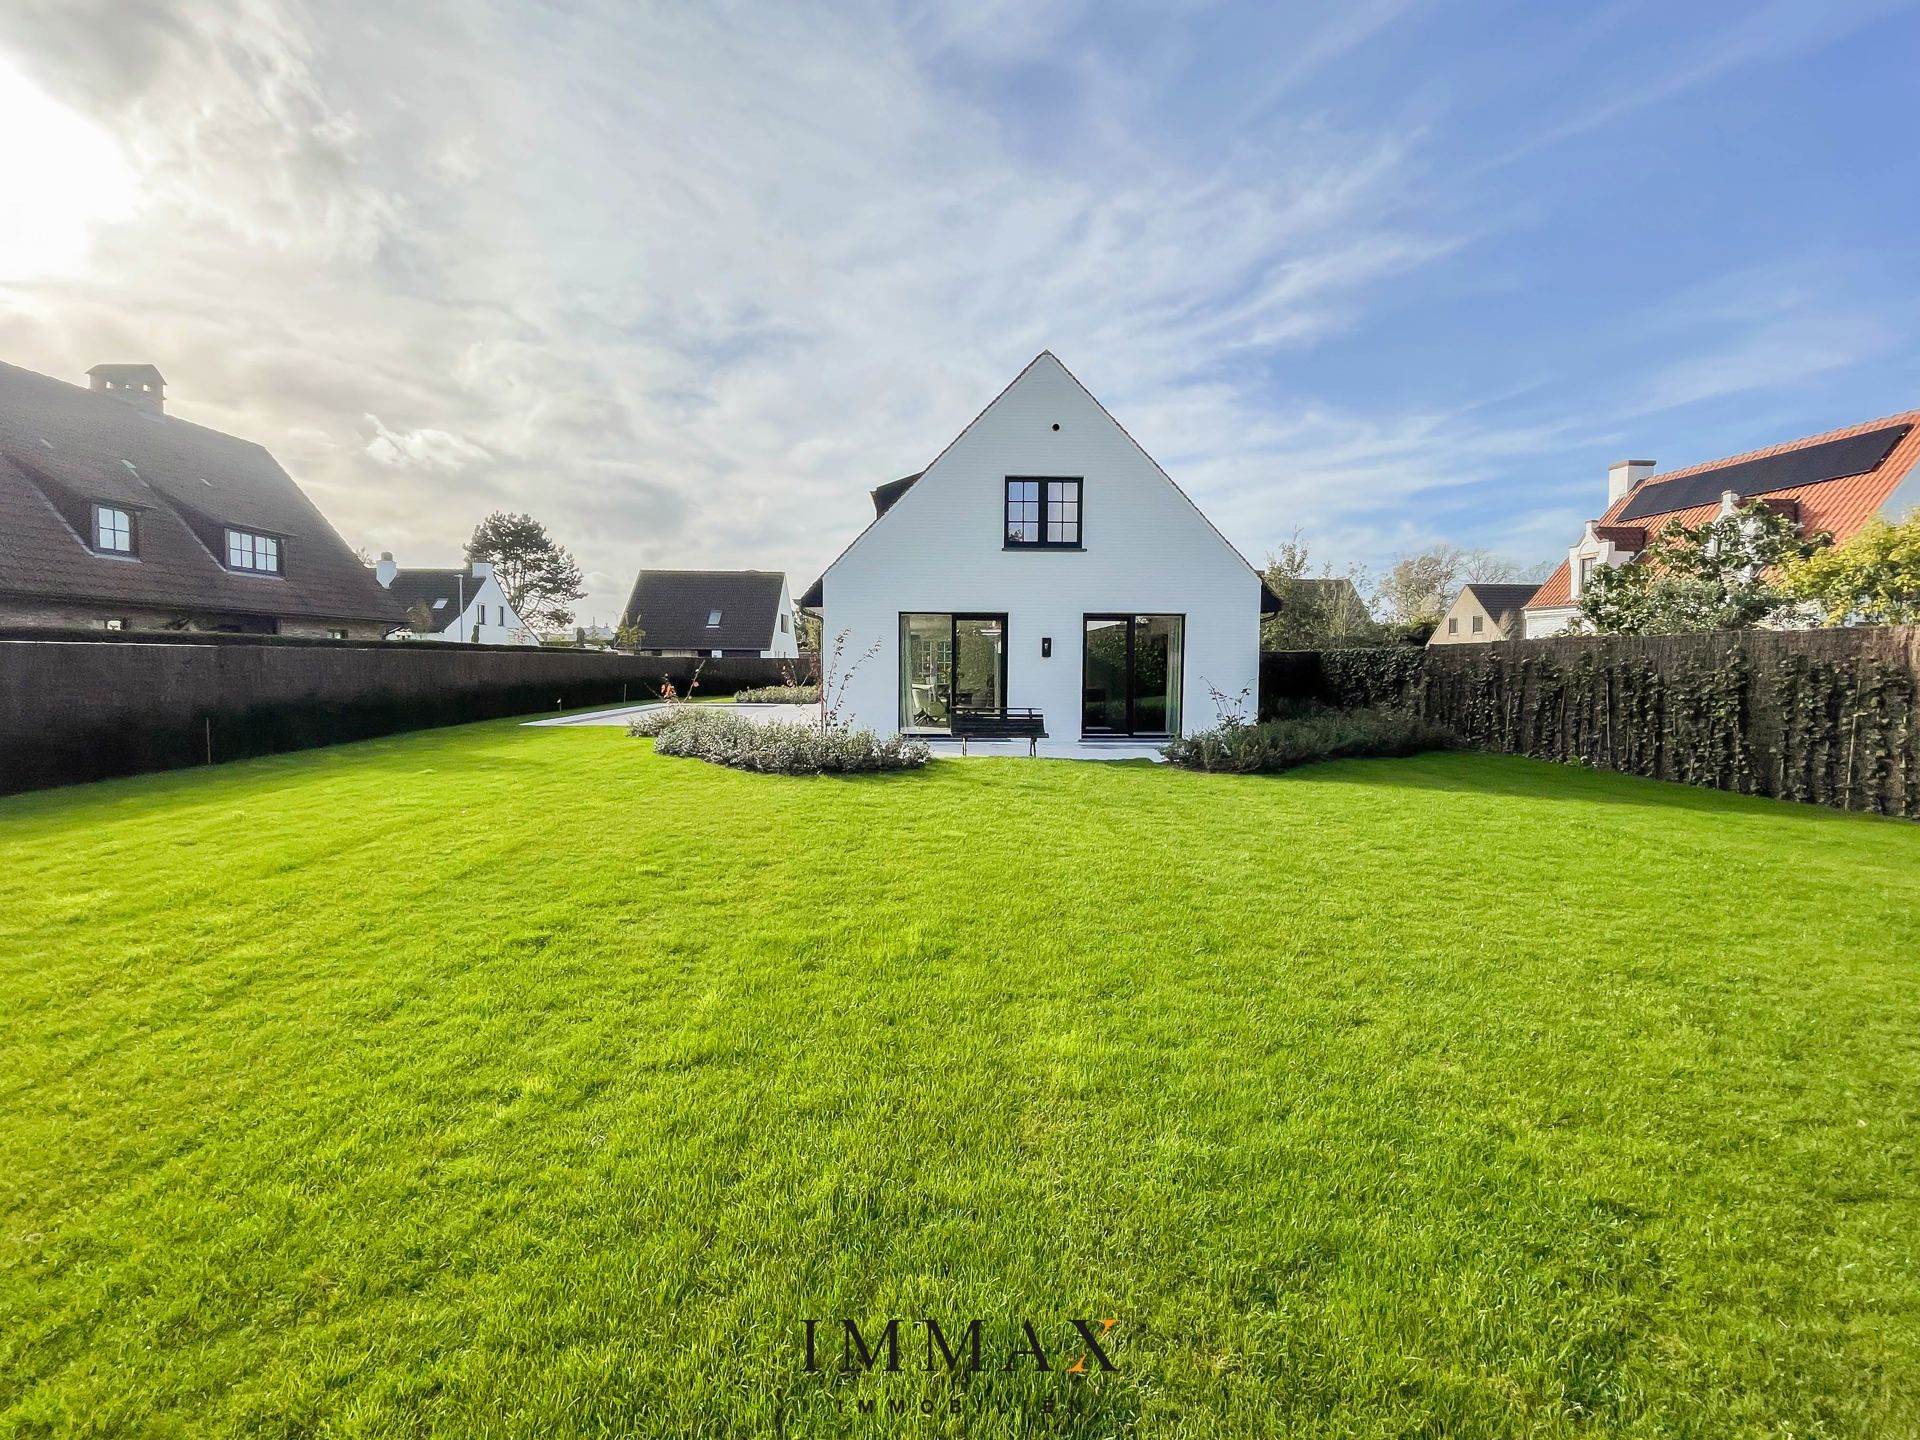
[0,55,138,281]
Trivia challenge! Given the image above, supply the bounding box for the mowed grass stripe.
[0,719,1916,1437]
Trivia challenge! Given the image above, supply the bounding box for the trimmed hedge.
[1266,629,1920,817]
[0,637,818,794]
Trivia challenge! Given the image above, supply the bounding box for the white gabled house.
[375,555,541,645]
[799,353,1273,740]
[621,569,799,658]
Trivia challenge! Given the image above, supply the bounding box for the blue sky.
[2,0,1917,622]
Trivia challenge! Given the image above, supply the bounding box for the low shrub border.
[629,705,929,774]
[1162,704,1456,774]
[731,685,821,704]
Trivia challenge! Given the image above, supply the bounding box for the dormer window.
[1577,556,1595,593]
[92,504,134,554]
[1005,477,1082,548]
[706,609,722,627]
[226,528,282,573]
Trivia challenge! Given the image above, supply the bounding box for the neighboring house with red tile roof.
[1524,412,1920,638]
[0,359,402,637]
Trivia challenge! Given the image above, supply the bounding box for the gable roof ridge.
[1627,409,1920,490]
[1040,351,1268,587]
[806,353,1057,598]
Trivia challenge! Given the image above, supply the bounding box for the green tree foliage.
[1259,535,1383,649]
[1375,545,1537,630]
[464,512,587,631]
[613,617,644,651]
[1575,502,1830,635]
[1781,508,1920,626]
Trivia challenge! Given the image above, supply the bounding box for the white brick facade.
[816,354,1262,738]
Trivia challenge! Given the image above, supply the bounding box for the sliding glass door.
[900,613,1007,731]
[1081,615,1183,736]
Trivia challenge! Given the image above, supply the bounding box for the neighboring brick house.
[622,569,799,658]
[1525,412,1920,638]
[0,359,400,637]
[1430,582,1540,645]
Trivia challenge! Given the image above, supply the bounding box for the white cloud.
[363,416,491,472]
[15,0,1475,619]
[2,0,1901,624]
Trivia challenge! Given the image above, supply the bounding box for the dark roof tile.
[0,360,402,624]
[622,569,787,650]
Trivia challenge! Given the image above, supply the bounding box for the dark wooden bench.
[950,706,1048,756]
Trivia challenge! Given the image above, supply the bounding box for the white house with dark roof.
[799,352,1273,740]
[375,555,539,645]
[622,569,798,658]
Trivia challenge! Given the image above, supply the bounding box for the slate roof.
[623,569,787,650]
[1530,411,1920,610]
[0,359,401,625]
[1460,582,1541,631]
[870,472,922,518]
[386,569,486,633]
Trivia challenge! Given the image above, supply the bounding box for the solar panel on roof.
[1617,423,1911,522]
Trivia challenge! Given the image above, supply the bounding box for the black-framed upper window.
[226,528,282,573]
[1005,477,1081,547]
[92,504,133,554]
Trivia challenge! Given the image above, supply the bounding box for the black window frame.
[91,503,136,556]
[898,611,1010,730]
[224,527,285,575]
[1004,476,1083,549]
[1080,612,1185,738]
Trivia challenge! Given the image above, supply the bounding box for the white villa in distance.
[800,352,1273,740]
[375,555,540,645]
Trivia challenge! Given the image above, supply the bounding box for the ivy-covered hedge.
[1280,629,1920,817]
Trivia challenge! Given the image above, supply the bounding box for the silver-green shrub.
[635,705,929,774]
[625,704,689,738]
[1162,704,1454,774]
[732,685,821,704]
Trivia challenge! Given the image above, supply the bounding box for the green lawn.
[2,721,1918,1438]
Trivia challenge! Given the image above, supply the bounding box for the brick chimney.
[87,363,167,416]
[1607,458,1656,506]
